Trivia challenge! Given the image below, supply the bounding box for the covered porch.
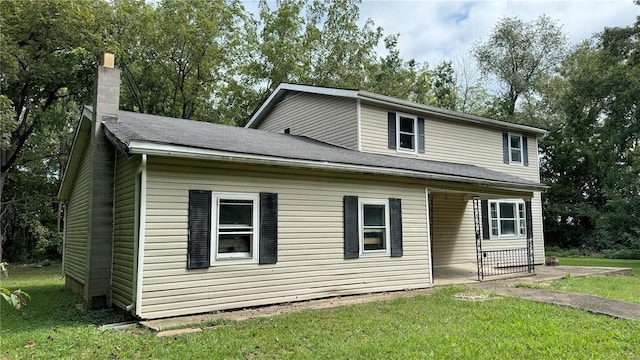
[427,187,541,285]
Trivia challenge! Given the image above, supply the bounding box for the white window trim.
[508,133,524,166]
[210,192,259,266]
[358,198,391,256]
[489,199,526,240]
[396,113,418,154]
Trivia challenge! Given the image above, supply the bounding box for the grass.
[528,257,640,304]
[1,263,639,359]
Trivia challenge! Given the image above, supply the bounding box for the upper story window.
[502,132,529,166]
[387,112,425,154]
[509,134,523,165]
[398,114,417,152]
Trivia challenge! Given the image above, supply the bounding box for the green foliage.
[114,0,257,124]
[472,15,567,118]
[541,17,640,254]
[0,96,17,150]
[0,286,30,310]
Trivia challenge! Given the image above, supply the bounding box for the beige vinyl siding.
[64,139,92,284]
[360,103,540,182]
[256,92,358,149]
[111,153,139,309]
[430,191,544,267]
[140,157,430,319]
[431,192,476,266]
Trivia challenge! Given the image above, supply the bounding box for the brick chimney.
[84,53,120,309]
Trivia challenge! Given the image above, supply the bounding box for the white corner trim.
[135,154,147,318]
[356,99,362,151]
[425,188,433,286]
[126,141,545,192]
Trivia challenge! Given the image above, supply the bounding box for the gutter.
[126,141,546,192]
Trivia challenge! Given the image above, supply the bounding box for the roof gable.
[245,83,547,136]
[58,106,93,200]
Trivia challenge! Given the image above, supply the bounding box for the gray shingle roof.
[102,110,544,190]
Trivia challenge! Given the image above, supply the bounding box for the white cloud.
[358,0,639,65]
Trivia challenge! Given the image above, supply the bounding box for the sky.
[244,0,639,67]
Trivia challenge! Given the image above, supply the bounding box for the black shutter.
[502,133,509,164]
[259,192,278,264]
[417,117,425,153]
[481,200,490,240]
[343,196,359,259]
[525,200,533,239]
[188,190,211,269]
[389,198,403,257]
[387,112,397,149]
[522,136,529,166]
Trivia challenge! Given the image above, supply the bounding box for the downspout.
[132,154,147,316]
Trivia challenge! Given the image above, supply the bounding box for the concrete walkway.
[141,265,637,335]
[472,265,640,320]
[481,286,640,320]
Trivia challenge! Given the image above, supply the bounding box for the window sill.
[488,236,527,241]
[360,251,391,258]
[211,258,258,266]
[396,149,418,155]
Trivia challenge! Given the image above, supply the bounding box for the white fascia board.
[357,92,547,136]
[127,141,545,192]
[244,83,359,129]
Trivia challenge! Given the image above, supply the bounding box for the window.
[188,191,277,268]
[213,193,259,263]
[509,134,523,165]
[397,114,417,152]
[359,199,390,255]
[489,200,526,238]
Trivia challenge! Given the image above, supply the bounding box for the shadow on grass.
[0,283,133,335]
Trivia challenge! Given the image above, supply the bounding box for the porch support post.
[472,196,483,281]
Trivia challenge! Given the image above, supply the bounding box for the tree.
[114,0,257,124]
[541,15,640,255]
[255,0,382,91]
[472,15,567,119]
[0,0,110,260]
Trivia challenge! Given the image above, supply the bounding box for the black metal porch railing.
[479,248,534,278]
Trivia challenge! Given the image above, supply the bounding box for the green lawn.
[531,257,640,304]
[1,263,639,359]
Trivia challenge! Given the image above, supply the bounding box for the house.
[58,55,547,320]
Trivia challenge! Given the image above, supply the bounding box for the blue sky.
[243,0,639,66]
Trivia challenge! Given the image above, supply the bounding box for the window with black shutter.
[388,112,425,153]
[344,196,403,258]
[187,191,278,267]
